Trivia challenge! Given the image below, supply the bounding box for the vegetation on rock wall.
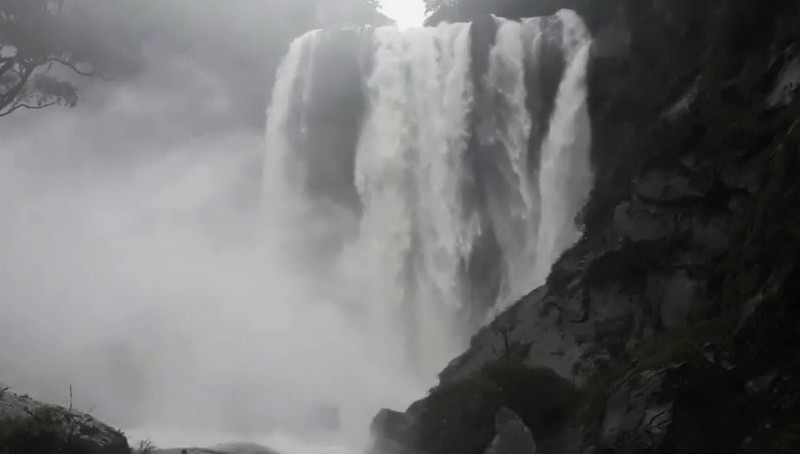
[0,405,130,454]
[0,387,131,454]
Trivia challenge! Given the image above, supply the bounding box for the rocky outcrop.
[0,389,131,454]
[428,0,800,384]
[370,409,421,454]
[484,408,537,454]
[371,362,578,454]
[599,362,746,454]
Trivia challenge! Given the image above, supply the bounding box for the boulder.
[369,409,420,454]
[484,408,537,454]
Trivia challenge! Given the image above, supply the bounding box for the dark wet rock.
[590,12,631,59]
[767,57,800,107]
[634,168,707,203]
[440,287,587,384]
[599,369,673,451]
[745,370,779,397]
[372,363,578,454]
[700,342,736,371]
[377,1,800,454]
[612,199,676,242]
[369,409,420,454]
[599,363,748,454]
[484,408,537,454]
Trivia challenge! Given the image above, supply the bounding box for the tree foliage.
[0,0,101,117]
[0,407,89,454]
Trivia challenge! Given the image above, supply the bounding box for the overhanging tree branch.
[0,59,15,77]
[0,0,110,118]
[46,57,96,77]
[0,99,59,117]
[0,63,33,111]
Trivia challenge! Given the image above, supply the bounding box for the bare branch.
[0,64,34,111]
[46,57,96,77]
[0,99,59,117]
[0,59,15,78]
[66,384,78,444]
[0,1,112,117]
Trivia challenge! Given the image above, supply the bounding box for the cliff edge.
[372,1,800,453]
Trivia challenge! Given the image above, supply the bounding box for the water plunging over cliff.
[264,9,592,382]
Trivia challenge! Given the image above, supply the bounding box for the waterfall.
[478,17,537,307]
[263,10,593,380]
[264,30,319,206]
[353,22,476,376]
[531,10,593,282]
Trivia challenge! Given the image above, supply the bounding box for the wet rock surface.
[484,408,537,454]
[370,409,421,454]
[599,363,746,454]
[373,0,800,453]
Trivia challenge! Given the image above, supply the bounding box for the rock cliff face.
[372,0,800,453]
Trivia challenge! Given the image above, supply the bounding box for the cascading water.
[475,11,593,314]
[261,9,593,451]
[530,11,593,284]
[352,22,477,376]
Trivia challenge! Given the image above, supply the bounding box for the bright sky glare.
[379,0,427,28]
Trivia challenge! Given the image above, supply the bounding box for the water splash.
[261,9,593,449]
[352,22,476,376]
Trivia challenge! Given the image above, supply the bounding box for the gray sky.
[380,0,426,27]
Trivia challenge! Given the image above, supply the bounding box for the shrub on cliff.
[0,407,83,454]
[0,405,131,454]
[415,361,579,454]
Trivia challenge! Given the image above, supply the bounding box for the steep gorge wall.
[372,1,800,453]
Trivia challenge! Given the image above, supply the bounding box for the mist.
[0,0,425,451]
[0,0,595,452]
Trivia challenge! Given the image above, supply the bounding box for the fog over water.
[0,1,425,451]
